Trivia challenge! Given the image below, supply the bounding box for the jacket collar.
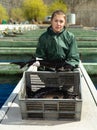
[47,26,66,36]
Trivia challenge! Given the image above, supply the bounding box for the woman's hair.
[51,10,66,20]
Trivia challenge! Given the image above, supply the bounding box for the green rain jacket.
[35,26,80,67]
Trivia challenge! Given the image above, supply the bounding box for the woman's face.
[51,14,66,33]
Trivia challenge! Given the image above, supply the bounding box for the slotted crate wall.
[19,70,82,120]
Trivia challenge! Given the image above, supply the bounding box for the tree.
[10,8,24,23]
[48,0,67,15]
[0,4,9,23]
[67,0,79,13]
[22,0,47,22]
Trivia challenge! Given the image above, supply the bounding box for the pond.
[90,75,97,89]
[81,53,97,63]
[0,74,22,108]
[0,54,33,62]
[0,52,97,63]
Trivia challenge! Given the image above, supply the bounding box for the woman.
[29,10,80,71]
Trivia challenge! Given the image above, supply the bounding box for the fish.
[10,56,77,71]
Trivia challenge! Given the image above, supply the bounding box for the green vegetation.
[10,8,24,23]
[21,0,67,22]
[22,0,47,22]
[0,0,68,23]
[0,4,9,23]
[48,0,67,15]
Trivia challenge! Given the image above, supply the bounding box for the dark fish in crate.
[11,55,77,71]
[32,87,76,99]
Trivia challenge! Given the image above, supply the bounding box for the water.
[0,53,97,63]
[0,54,32,62]
[0,83,16,107]
[90,75,97,89]
[81,53,97,63]
[0,74,22,108]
